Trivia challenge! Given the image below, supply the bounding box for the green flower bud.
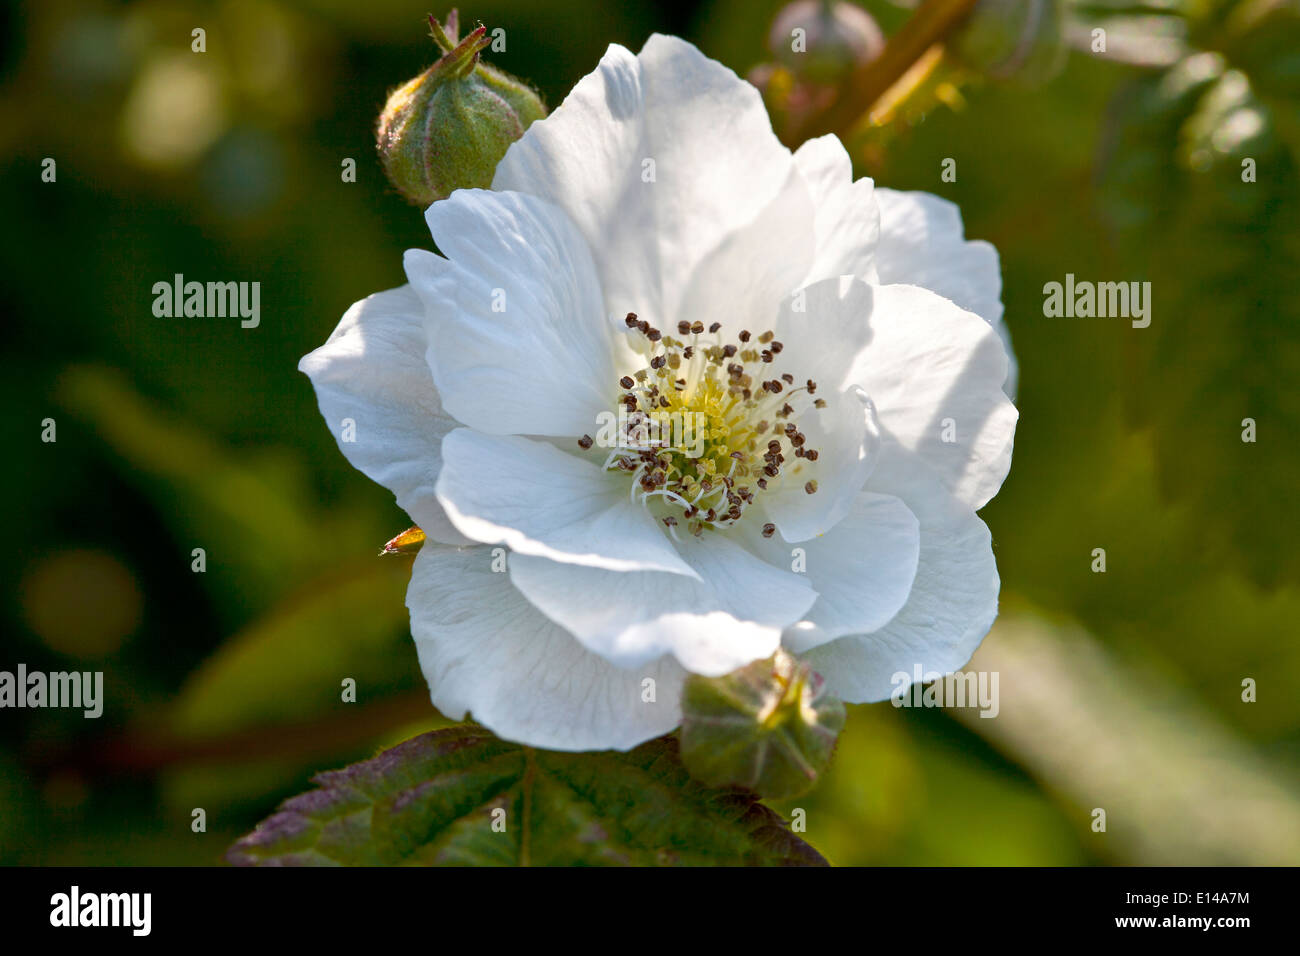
[679,648,845,800]
[768,0,885,86]
[948,0,1067,85]
[376,12,546,206]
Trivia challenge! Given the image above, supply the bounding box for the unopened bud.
[769,0,885,85]
[376,11,546,206]
[679,648,845,799]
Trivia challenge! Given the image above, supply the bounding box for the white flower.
[300,35,1017,751]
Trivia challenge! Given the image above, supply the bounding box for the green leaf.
[1098,32,1300,589]
[227,726,826,866]
[170,560,415,739]
[55,364,386,611]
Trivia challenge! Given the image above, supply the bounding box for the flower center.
[578,312,825,540]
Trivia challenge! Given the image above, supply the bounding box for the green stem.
[791,0,979,142]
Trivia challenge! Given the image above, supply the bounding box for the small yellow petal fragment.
[380,526,426,556]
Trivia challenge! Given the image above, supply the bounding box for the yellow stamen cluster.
[579,312,827,539]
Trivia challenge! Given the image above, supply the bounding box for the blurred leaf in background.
[1097,0,1300,589]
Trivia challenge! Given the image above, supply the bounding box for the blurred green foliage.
[2,0,1297,865]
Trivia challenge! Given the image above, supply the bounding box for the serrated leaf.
[227,726,826,866]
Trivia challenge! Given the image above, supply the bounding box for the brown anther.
[650,355,666,369]
[739,330,751,342]
[805,480,818,494]
[625,312,638,327]
[647,328,662,342]
[619,375,635,389]
[781,373,794,384]
[806,449,819,461]
[770,341,783,354]
[683,346,694,359]
[708,321,722,333]
[690,321,705,334]
[677,321,692,335]
[761,523,776,538]
[578,434,594,449]
[807,380,817,394]
[722,344,737,358]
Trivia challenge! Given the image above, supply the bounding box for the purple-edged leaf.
[227,725,825,866]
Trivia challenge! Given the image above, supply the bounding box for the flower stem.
[791,0,978,142]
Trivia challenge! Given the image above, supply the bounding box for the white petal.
[298,285,469,545]
[408,544,685,751]
[765,386,880,543]
[802,506,999,702]
[743,492,920,651]
[509,531,816,676]
[772,275,876,395]
[403,188,630,437]
[493,34,797,325]
[850,283,1018,512]
[673,165,815,338]
[874,188,1017,396]
[435,428,695,576]
[793,134,880,284]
